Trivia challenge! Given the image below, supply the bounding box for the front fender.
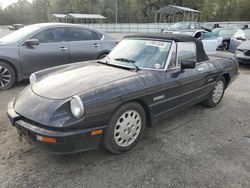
[0,45,23,80]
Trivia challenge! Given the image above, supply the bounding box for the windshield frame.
[106,38,175,72]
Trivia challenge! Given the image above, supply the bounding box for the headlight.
[29,73,37,84]
[70,96,84,119]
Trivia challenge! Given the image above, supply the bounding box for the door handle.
[93,44,100,47]
[59,47,68,51]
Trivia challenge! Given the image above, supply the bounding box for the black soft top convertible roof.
[124,33,209,62]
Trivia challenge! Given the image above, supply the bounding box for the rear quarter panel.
[207,57,238,84]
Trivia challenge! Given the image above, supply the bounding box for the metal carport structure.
[52,13,107,23]
[52,14,67,22]
[155,5,201,23]
[66,14,107,23]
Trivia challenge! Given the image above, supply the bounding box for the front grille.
[244,50,250,56]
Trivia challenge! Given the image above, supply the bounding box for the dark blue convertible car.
[7,34,239,154]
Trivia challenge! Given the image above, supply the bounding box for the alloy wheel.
[0,66,11,89]
[114,110,142,147]
[212,80,224,104]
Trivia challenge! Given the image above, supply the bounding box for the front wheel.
[0,62,16,91]
[103,102,146,154]
[204,76,226,108]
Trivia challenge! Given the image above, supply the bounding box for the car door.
[69,27,103,62]
[229,29,245,52]
[19,27,69,75]
[151,42,211,118]
[201,32,221,55]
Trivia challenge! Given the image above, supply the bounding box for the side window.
[93,31,103,40]
[32,28,66,43]
[176,42,196,67]
[69,28,94,41]
[202,32,218,40]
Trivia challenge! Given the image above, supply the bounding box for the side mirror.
[25,39,39,46]
[181,60,196,70]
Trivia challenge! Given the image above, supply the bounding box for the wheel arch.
[221,73,231,88]
[132,99,152,128]
[97,50,110,59]
[112,99,152,128]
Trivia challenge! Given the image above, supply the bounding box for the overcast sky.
[0,0,33,9]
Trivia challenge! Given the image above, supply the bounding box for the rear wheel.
[103,102,146,154]
[204,76,226,108]
[0,61,16,91]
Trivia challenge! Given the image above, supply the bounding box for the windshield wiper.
[114,58,139,72]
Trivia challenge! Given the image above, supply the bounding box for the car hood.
[237,40,250,50]
[32,62,137,100]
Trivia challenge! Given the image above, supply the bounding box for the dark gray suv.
[0,23,117,90]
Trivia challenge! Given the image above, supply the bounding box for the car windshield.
[171,22,190,29]
[0,25,40,43]
[106,39,172,70]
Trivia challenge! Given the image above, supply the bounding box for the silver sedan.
[0,23,117,90]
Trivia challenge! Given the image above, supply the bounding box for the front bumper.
[235,52,250,64]
[7,101,106,154]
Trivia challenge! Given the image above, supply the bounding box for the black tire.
[222,42,228,51]
[103,102,146,154]
[98,53,108,59]
[226,41,230,50]
[204,76,226,108]
[0,61,16,91]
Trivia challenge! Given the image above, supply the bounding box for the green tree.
[0,0,250,25]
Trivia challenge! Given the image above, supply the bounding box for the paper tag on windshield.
[146,41,167,48]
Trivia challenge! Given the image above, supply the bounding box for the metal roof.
[156,5,201,14]
[52,14,67,18]
[66,14,107,19]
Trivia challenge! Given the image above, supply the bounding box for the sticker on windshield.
[146,41,167,48]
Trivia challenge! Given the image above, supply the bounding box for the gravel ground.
[0,27,250,188]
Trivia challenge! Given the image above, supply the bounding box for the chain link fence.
[84,21,250,33]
